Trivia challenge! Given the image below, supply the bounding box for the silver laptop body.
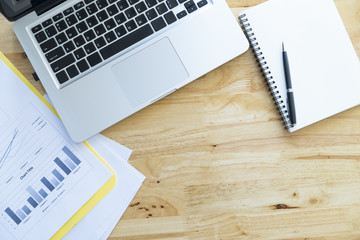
[4,0,248,142]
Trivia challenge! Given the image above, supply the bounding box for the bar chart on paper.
[4,146,82,225]
[0,104,91,239]
[0,59,113,240]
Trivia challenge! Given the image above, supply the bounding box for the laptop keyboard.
[30,0,208,85]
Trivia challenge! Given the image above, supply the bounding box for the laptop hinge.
[34,0,66,16]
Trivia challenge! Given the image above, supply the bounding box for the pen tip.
[282,42,284,51]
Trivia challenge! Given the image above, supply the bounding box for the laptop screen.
[0,0,53,21]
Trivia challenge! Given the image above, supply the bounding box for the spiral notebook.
[239,0,360,131]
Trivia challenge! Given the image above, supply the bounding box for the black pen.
[282,42,296,125]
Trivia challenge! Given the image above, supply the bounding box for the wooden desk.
[1,0,360,239]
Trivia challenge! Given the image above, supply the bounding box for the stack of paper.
[43,94,146,239]
[0,53,145,240]
[65,134,145,240]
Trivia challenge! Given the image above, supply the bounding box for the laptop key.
[51,54,75,72]
[176,10,187,19]
[64,41,76,52]
[164,11,176,24]
[77,59,90,72]
[166,0,178,9]
[125,20,137,32]
[135,2,147,13]
[45,26,57,37]
[114,13,127,24]
[76,21,88,33]
[95,36,107,48]
[105,31,117,42]
[74,48,86,60]
[84,29,96,41]
[107,5,119,16]
[74,1,85,10]
[86,3,98,14]
[53,13,64,22]
[55,20,68,32]
[64,7,74,16]
[156,3,168,15]
[76,9,88,20]
[94,24,106,35]
[85,0,95,4]
[117,0,129,10]
[151,17,166,31]
[97,10,109,21]
[186,4,197,13]
[125,7,137,19]
[135,14,147,26]
[55,32,68,44]
[87,52,102,67]
[66,27,78,38]
[104,19,116,30]
[114,25,127,37]
[100,24,154,60]
[35,31,47,43]
[45,46,65,63]
[84,42,96,54]
[42,19,53,28]
[145,9,157,20]
[66,14,78,25]
[66,65,80,78]
[74,35,86,47]
[96,0,109,9]
[86,16,99,27]
[32,25,42,33]
[197,0,207,8]
[184,0,197,13]
[184,0,193,7]
[56,70,69,84]
[145,0,157,8]
[40,38,57,53]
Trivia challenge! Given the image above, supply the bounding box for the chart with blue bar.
[0,60,113,240]
[0,105,93,239]
[2,145,85,226]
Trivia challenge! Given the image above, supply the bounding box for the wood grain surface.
[1,0,360,239]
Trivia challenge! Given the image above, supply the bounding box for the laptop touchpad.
[111,37,189,107]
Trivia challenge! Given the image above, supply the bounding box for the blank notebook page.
[242,0,360,131]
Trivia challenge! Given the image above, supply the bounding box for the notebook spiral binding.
[238,14,292,129]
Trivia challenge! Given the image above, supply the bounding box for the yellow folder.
[0,52,116,240]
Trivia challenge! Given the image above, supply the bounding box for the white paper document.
[65,136,145,240]
[93,134,132,161]
[0,60,113,240]
[43,95,145,240]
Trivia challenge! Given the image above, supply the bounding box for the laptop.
[0,0,248,142]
